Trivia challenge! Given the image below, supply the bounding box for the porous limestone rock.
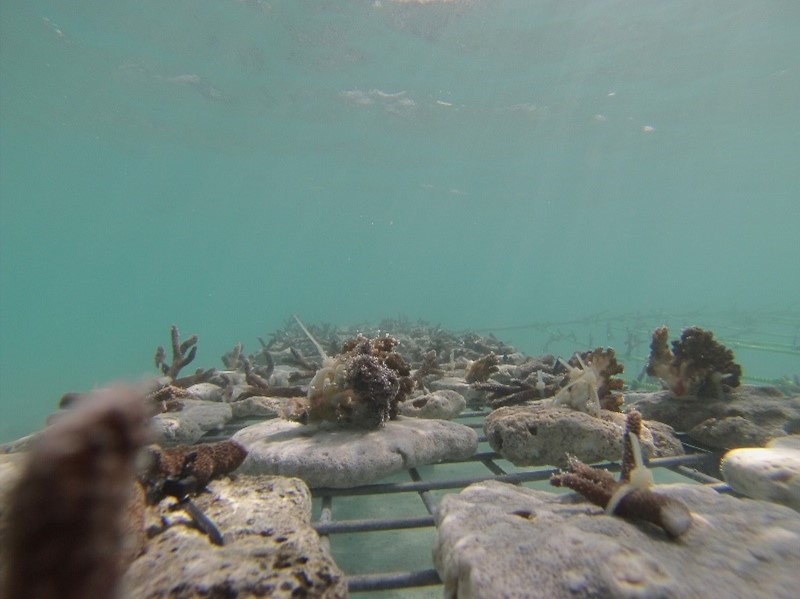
[433,480,800,599]
[185,382,224,402]
[229,395,286,419]
[429,376,485,408]
[721,435,800,512]
[151,399,232,446]
[628,386,800,449]
[233,416,478,488]
[484,405,683,468]
[122,475,346,598]
[398,390,466,420]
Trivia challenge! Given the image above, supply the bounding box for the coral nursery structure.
[646,326,742,397]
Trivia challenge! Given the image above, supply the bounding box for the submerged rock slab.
[429,376,486,408]
[398,389,466,420]
[433,480,800,599]
[722,435,800,512]
[484,405,683,468]
[229,395,285,419]
[150,399,232,446]
[232,417,478,488]
[121,476,346,598]
[628,386,800,449]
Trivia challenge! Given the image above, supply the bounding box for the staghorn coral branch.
[550,411,692,538]
[290,347,320,372]
[155,325,199,380]
[620,410,643,482]
[221,342,244,370]
[243,357,271,392]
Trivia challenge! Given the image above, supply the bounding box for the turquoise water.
[1,0,799,442]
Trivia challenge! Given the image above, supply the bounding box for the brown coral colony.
[646,325,742,397]
[286,333,413,429]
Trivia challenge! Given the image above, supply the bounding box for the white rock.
[485,405,683,467]
[185,382,224,402]
[722,444,800,511]
[269,364,301,387]
[150,399,232,446]
[769,434,800,450]
[233,416,478,488]
[229,396,286,419]
[429,376,485,407]
[434,480,800,599]
[398,390,465,420]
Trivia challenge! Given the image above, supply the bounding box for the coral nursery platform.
[201,410,729,597]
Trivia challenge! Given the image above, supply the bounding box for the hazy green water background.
[1,0,799,442]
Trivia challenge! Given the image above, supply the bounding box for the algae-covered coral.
[646,326,742,397]
[283,333,413,429]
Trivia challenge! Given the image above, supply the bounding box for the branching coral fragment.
[155,325,199,379]
[465,352,500,383]
[550,410,692,538]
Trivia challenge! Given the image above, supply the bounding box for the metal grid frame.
[305,410,731,595]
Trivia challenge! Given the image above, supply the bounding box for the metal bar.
[408,467,439,515]
[314,514,435,535]
[318,495,333,552]
[311,452,715,497]
[440,450,501,463]
[347,569,441,593]
[457,410,491,418]
[312,469,554,497]
[480,457,508,476]
[670,464,725,485]
[462,422,485,430]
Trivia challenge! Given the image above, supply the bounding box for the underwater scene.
[1,0,799,597]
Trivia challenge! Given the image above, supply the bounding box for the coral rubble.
[474,348,623,412]
[645,325,742,397]
[2,386,150,599]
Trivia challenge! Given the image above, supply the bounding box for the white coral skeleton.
[549,354,602,416]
